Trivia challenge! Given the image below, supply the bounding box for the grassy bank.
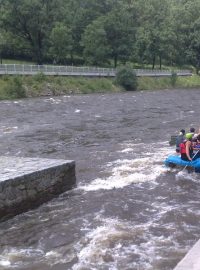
[137,74,200,90]
[0,74,200,100]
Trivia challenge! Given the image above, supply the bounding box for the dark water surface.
[0,89,200,270]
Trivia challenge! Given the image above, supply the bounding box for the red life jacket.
[180,141,186,154]
[180,141,193,154]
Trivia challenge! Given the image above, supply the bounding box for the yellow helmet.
[185,133,193,140]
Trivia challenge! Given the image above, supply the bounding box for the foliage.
[170,71,177,86]
[33,72,46,83]
[0,0,200,70]
[82,17,110,66]
[116,66,138,91]
[135,0,173,69]
[4,76,26,98]
[1,74,200,100]
[49,22,73,64]
[0,0,60,63]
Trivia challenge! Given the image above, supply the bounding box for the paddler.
[180,133,193,161]
[175,129,185,153]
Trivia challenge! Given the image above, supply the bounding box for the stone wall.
[0,157,76,221]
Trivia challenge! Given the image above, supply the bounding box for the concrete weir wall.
[174,239,200,270]
[0,156,76,221]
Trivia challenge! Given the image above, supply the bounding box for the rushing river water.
[0,89,200,270]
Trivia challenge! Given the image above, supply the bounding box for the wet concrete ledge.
[174,239,200,270]
[0,156,76,221]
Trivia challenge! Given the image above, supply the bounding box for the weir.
[0,156,76,221]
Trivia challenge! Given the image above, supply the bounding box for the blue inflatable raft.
[165,155,200,170]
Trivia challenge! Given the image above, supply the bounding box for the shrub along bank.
[0,74,200,100]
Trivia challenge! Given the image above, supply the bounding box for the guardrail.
[0,64,192,77]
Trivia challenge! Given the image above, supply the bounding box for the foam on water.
[0,260,11,267]
[118,148,133,153]
[72,213,182,270]
[0,246,75,268]
[44,97,62,104]
[79,142,173,191]
[0,248,44,269]
[176,170,200,182]
[72,217,144,270]
[0,126,18,134]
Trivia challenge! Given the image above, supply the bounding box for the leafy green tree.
[82,18,110,66]
[0,0,200,71]
[0,0,59,64]
[104,7,136,67]
[49,23,73,64]
[61,0,112,62]
[173,0,200,73]
[135,0,172,69]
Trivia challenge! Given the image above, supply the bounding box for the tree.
[0,31,6,64]
[104,6,137,67]
[49,23,73,64]
[82,17,110,66]
[135,0,172,69]
[0,0,59,64]
[173,0,200,73]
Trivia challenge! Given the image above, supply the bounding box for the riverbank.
[0,74,200,100]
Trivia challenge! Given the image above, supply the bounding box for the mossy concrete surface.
[0,156,76,221]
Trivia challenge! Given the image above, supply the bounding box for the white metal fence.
[0,64,192,77]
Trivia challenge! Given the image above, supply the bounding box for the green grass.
[0,74,200,100]
[177,74,200,88]
[1,59,36,65]
[137,76,172,90]
[137,74,200,90]
[0,75,120,99]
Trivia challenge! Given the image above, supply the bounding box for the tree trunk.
[70,51,74,65]
[152,55,155,69]
[34,42,43,64]
[35,50,43,65]
[197,57,200,75]
[35,31,44,64]
[159,56,162,70]
[114,55,118,68]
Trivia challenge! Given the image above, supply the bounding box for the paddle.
[181,149,200,172]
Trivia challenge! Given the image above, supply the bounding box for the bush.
[170,71,177,86]
[116,66,138,91]
[6,77,26,98]
[34,72,46,82]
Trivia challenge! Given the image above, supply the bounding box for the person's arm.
[186,141,192,161]
[193,144,200,150]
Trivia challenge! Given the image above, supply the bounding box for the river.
[0,89,200,270]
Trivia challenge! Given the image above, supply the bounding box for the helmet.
[190,127,195,133]
[185,133,193,140]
